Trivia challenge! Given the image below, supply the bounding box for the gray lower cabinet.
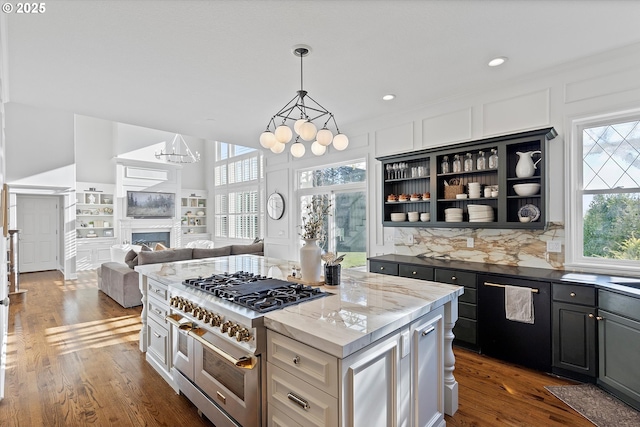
[368,261,477,349]
[434,269,477,349]
[598,290,640,411]
[552,283,597,381]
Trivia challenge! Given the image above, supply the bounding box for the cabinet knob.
[412,271,417,275]
[451,276,457,281]
[570,292,576,297]
[596,316,604,321]
[380,266,385,271]
[293,355,300,365]
[588,313,594,318]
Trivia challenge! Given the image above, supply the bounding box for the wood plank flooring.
[0,270,593,426]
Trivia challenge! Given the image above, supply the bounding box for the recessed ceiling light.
[382,94,396,101]
[488,57,508,67]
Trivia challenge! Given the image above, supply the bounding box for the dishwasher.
[478,274,551,372]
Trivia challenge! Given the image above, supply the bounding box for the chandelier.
[259,45,349,157]
[155,134,200,164]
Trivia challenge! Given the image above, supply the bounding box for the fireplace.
[132,231,171,248]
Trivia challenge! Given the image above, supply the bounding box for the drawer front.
[553,283,596,306]
[399,264,434,281]
[453,318,477,344]
[146,317,170,370]
[435,269,476,288]
[458,302,477,320]
[268,363,338,427]
[148,279,168,301]
[147,295,169,325]
[599,290,640,321]
[269,403,304,427]
[459,287,477,304]
[369,261,398,276]
[267,330,338,396]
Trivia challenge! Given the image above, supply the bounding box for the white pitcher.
[515,151,542,178]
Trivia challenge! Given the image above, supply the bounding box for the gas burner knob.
[210,314,222,327]
[236,328,251,342]
[221,320,233,333]
[228,324,240,337]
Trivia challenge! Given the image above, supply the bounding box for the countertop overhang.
[136,255,463,358]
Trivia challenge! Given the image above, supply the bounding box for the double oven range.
[165,271,327,427]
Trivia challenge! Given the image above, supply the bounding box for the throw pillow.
[124,249,138,269]
[154,243,168,251]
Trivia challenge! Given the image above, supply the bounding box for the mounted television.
[126,191,175,218]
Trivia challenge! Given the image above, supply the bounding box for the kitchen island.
[136,255,463,427]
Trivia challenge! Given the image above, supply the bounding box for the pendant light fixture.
[260,45,349,157]
[155,134,200,164]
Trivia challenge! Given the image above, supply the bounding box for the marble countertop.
[136,255,463,358]
[368,254,640,298]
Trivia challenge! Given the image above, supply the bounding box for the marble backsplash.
[394,222,565,269]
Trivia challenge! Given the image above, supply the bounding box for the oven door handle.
[188,328,257,370]
[166,314,194,331]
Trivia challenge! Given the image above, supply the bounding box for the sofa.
[98,241,264,308]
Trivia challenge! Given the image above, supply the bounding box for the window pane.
[299,161,367,189]
[334,191,367,268]
[583,120,640,190]
[583,193,640,260]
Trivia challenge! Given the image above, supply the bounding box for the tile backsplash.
[394,222,565,269]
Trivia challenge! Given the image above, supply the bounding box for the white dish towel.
[504,285,534,324]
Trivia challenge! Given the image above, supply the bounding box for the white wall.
[75,115,116,183]
[263,43,640,266]
[5,102,75,187]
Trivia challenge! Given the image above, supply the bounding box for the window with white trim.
[297,160,367,269]
[214,142,264,240]
[568,112,640,273]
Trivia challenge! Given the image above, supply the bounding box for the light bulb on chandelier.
[260,44,348,158]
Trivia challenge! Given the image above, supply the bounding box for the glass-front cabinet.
[378,127,557,229]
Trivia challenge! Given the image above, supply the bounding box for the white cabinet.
[139,276,176,390]
[410,306,445,427]
[267,306,445,427]
[341,330,402,427]
[76,239,115,271]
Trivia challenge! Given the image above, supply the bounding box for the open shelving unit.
[377,127,557,229]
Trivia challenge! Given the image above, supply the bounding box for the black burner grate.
[182,271,327,313]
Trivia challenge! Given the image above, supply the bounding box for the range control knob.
[228,324,240,337]
[210,314,222,327]
[236,328,251,342]
[221,320,233,333]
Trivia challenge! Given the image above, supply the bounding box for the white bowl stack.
[468,182,481,198]
[467,204,494,222]
[444,207,463,222]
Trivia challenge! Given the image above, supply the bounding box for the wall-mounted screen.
[126,191,175,218]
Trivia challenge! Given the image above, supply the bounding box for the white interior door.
[17,195,60,273]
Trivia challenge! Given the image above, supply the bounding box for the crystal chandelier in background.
[259,45,349,158]
[155,134,200,164]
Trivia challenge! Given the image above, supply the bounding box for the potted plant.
[299,198,331,283]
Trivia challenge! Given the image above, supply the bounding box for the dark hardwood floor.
[0,270,592,426]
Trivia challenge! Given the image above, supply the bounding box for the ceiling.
[6,1,640,149]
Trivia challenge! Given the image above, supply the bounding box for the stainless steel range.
[165,271,327,427]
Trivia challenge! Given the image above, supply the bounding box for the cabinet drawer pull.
[287,392,311,410]
[451,276,457,281]
[421,326,436,337]
[380,266,385,271]
[153,308,162,315]
[412,271,417,275]
[153,288,163,294]
[153,332,161,338]
[293,355,300,365]
[570,292,576,297]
